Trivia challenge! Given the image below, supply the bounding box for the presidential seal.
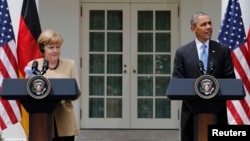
[26,75,51,99]
[194,75,219,99]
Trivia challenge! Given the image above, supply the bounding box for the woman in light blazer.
[27,29,80,141]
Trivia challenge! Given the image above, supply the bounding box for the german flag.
[17,0,42,138]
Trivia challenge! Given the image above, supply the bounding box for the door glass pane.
[90,32,105,51]
[89,76,104,96]
[156,33,170,52]
[107,76,122,96]
[89,98,104,118]
[138,55,153,74]
[107,54,122,74]
[156,11,170,30]
[107,98,122,118]
[138,76,153,96]
[155,76,170,96]
[89,54,104,73]
[156,99,171,118]
[138,33,153,52]
[108,11,122,30]
[138,99,153,118]
[107,32,122,52]
[138,11,153,30]
[155,55,171,74]
[90,10,105,30]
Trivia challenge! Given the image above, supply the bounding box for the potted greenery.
[0,134,4,141]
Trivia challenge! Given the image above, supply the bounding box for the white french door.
[130,3,179,129]
[81,1,179,129]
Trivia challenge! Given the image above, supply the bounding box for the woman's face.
[44,44,61,62]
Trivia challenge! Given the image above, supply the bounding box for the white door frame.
[81,1,180,129]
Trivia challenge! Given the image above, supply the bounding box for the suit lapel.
[208,41,217,64]
[189,41,203,75]
[189,41,199,61]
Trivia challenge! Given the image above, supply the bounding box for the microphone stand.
[199,60,205,75]
[206,61,214,75]
[32,61,41,75]
[41,60,49,75]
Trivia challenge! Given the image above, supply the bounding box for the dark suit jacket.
[172,40,235,79]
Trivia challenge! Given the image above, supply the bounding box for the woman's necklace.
[48,59,60,70]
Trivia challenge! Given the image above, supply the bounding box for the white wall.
[179,0,222,46]
[2,0,250,140]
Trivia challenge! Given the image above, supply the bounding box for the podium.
[166,78,245,141]
[0,78,80,141]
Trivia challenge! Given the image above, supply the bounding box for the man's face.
[191,15,213,43]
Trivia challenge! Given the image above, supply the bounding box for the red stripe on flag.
[226,100,244,124]
[0,98,19,124]
[0,61,10,78]
[239,43,250,68]
[0,116,7,130]
[2,44,18,76]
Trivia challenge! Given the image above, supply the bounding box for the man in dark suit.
[172,12,235,141]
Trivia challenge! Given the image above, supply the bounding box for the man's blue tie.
[201,44,207,73]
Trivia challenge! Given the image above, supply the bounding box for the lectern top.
[0,78,80,100]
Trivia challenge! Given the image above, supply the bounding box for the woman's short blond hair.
[37,29,63,54]
[37,29,63,46]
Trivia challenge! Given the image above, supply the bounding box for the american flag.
[218,0,250,124]
[0,0,21,132]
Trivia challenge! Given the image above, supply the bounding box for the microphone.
[41,60,49,75]
[31,61,40,75]
[198,60,205,74]
[207,60,214,75]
